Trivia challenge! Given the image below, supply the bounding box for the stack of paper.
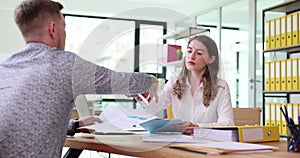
[193,128,238,142]
[141,133,210,143]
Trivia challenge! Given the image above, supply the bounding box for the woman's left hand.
[172,121,198,135]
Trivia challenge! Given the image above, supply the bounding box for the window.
[64,14,166,110]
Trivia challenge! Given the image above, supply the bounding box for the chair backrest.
[167,105,261,126]
[166,104,174,119]
[233,107,261,126]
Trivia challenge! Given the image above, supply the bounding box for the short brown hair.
[14,0,64,37]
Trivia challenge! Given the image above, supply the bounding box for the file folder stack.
[265,103,300,136]
[266,12,300,49]
[265,58,300,92]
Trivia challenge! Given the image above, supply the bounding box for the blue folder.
[139,119,182,133]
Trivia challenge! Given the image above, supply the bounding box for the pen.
[284,105,290,124]
[280,106,289,124]
[288,117,296,134]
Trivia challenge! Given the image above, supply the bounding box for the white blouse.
[146,76,235,126]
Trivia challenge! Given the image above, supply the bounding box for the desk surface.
[64,134,300,158]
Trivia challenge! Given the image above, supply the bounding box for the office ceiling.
[59,0,283,33]
[59,0,238,24]
[1,0,284,33]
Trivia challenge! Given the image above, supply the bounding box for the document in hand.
[169,141,278,155]
[193,126,279,143]
[139,119,182,133]
[79,105,157,134]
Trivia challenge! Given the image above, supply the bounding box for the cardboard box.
[233,108,261,126]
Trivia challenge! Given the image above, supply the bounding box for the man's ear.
[208,55,216,64]
[48,21,56,39]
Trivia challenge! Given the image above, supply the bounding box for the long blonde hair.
[172,35,219,107]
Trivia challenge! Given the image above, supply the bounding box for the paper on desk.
[100,105,157,128]
[80,105,156,134]
[141,133,212,143]
[170,141,278,154]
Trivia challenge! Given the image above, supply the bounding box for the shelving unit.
[162,27,209,40]
[262,0,300,134]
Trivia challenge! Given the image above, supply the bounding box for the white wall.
[0,0,25,61]
[0,0,183,62]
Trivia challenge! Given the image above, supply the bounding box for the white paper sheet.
[80,105,157,134]
[141,133,213,143]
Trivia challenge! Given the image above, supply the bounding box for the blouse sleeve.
[145,78,175,116]
[215,81,235,126]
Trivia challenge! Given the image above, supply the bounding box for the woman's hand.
[148,75,159,103]
[79,116,102,127]
[172,121,199,135]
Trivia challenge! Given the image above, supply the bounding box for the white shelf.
[162,27,209,40]
[164,60,182,66]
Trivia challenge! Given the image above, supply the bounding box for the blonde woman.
[146,35,234,134]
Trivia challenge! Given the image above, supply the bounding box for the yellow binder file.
[281,15,287,47]
[281,107,287,135]
[270,19,276,49]
[292,58,299,90]
[236,126,279,143]
[286,59,293,90]
[282,103,294,135]
[287,103,294,121]
[275,60,281,90]
[265,62,271,91]
[281,60,287,90]
[292,12,299,45]
[270,61,276,91]
[293,103,299,125]
[270,103,276,127]
[193,126,279,143]
[298,58,300,90]
[275,103,282,135]
[299,12,300,45]
[287,14,293,46]
[275,18,281,48]
[265,103,271,126]
[265,20,271,50]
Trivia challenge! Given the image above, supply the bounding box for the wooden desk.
[64,134,300,158]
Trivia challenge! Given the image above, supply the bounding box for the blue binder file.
[139,119,182,133]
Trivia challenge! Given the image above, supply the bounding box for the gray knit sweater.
[0,42,153,158]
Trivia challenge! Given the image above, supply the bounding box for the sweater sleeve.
[71,55,154,97]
